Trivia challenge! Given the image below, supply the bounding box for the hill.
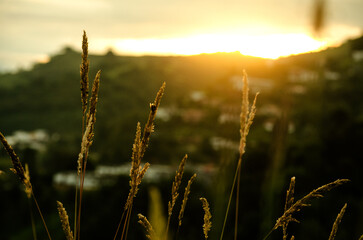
[0,35,363,239]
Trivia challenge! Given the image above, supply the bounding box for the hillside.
[0,35,363,239]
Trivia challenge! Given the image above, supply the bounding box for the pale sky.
[0,0,362,72]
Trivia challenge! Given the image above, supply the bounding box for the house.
[288,68,318,83]
[352,50,363,62]
[229,75,274,93]
[4,129,49,152]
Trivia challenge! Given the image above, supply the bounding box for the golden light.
[109,33,327,59]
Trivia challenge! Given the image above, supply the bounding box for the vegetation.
[0,32,363,240]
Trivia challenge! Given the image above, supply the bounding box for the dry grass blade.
[78,61,101,175]
[164,154,187,239]
[283,177,296,240]
[239,71,259,156]
[80,30,89,116]
[284,177,296,212]
[328,203,347,240]
[76,31,90,240]
[235,72,259,240]
[140,82,166,159]
[131,122,142,172]
[138,214,157,240]
[137,163,150,184]
[359,234,363,240]
[200,197,212,240]
[168,154,187,218]
[273,179,350,232]
[0,131,27,184]
[76,114,96,239]
[220,71,259,240]
[86,70,101,137]
[77,31,101,240]
[77,114,93,175]
[239,70,249,153]
[125,122,146,211]
[115,84,165,240]
[2,132,53,239]
[1,132,52,239]
[178,173,197,227]
[244,92,259,139]
[24,164,32,199]
[57,201,74,240]
[24,164,37,240]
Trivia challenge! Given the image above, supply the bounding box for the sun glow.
[110,33,326,59]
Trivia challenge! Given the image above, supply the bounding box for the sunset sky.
[0,0,362,72]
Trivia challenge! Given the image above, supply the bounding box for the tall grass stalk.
[200,197,212,240]
[28,197,38,240]
[138,214,157,240]
[328,203,347,240]
[165,154,187,239]
[178,174,197,227]
[283,177,295,240]
[76,71,101,240]
[25,164,37,240]
[0,131,52,240]
[175,173,197,239]
[219,71,259,240]
[74,30,101,240]
[57,201,74,240]
[75,29,89,240]
[263,178,349,240]
[31,191,52,240]
[113,208,127,240]
[113,82,165,240]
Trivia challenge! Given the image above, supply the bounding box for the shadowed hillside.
[0,35,363,240]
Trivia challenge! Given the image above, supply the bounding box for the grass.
[0,31,359,240]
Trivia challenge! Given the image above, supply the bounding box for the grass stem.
[219,160,241,240]
[28,197,38,240]
[120,207,132,240]
[124,205,133,240]
[113,209,127,240]
[234,165,241,240]
[31,191,52,240]
[74,181,78,240]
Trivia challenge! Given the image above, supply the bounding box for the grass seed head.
[86,70,101,138]
[200,197,212,239]
[77,114,94,175]
[56,201,74,240]
[80,30,89,115]
[282,176,296,240]
[24,164,32,199]
[0,132,27,185]
[238,71,258,158]
[328,203,347,240]
[140,82,165,159]
[273,179,350,232]
[138,214,157,240]
[124,84,165,213]
[178,173,197,227]
[168,154,187,217]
